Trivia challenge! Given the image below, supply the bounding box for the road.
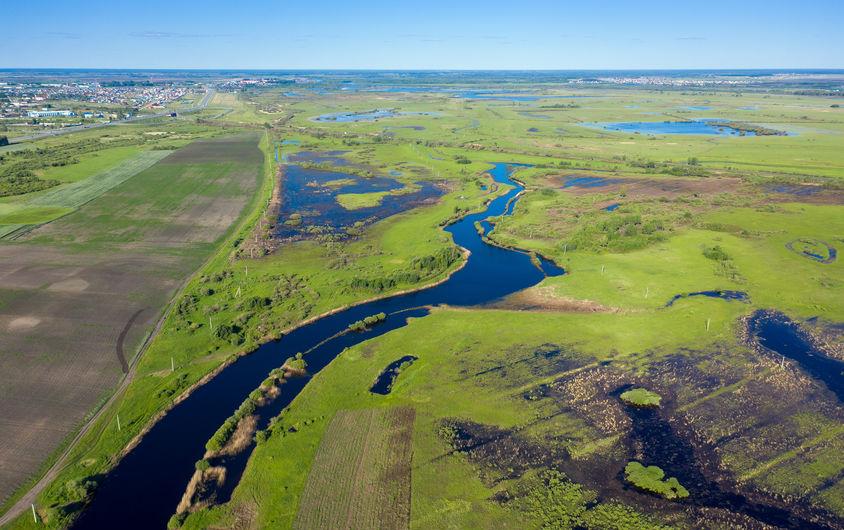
[7,88,215,145]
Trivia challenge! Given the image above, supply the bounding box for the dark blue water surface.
[665,290,749,307]
[370,355,418,395]
[275,165,441,240]
[749,310,844,402]
[73,163,562,529]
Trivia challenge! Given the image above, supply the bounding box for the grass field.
[0,150,172,237]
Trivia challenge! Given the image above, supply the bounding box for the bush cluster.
[348,312,387,332]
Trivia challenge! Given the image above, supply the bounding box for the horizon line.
[2,67,844,73]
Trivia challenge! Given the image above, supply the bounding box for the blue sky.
[5,0,843,69]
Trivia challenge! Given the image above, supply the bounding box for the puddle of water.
[604,203,621,212]
[370,355,418,395]
[785,239,837,264]
[681,106,712,111]
[665,290,749,307]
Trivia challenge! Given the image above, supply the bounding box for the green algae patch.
[624,462,689,500]
[620,388,662,408]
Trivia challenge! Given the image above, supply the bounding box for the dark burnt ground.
[435,342,844,528]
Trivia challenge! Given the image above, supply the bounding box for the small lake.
[582,119,756,136]
[313,109,438,122]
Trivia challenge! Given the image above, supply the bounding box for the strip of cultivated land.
[0,150,172,240]
[0,134,263,505]
[294,407,415,530]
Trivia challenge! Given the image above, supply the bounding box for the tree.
[0,136,8,147]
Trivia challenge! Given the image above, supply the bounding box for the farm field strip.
[293,407,415,530]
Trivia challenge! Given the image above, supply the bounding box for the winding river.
[73,163,562,529]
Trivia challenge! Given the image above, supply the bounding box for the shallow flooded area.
[748,310,844,401]
[275,165,441,241]
[583,119,757,136]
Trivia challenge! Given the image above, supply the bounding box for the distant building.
[27,109,75,118]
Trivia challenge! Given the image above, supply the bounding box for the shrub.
[167,512,187,529]
[348,312,386,332]
[620,388,661,408]
[624,462,688,500]
[702,245,730,261]
[195,459,210,472]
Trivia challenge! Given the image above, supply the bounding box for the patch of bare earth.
[493,285,619,313]
[0,134,263,503]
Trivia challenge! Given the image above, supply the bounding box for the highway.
[7,88,215,145]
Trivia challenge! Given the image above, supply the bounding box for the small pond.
[370,355,418,395]
[582,119,756,136]
[313,109,438,122]
[275,165,441,240]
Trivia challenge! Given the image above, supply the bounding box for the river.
[73,162,561,529]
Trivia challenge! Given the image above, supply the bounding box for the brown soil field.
[0,134,263,504]
[294,407,415,530]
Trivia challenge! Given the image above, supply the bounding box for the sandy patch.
[495,285,618,313]
[8,316,41,331]
[47,278,90,293]
[619,141,636,145]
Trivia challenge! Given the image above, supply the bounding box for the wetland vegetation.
[2,69,844,530]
